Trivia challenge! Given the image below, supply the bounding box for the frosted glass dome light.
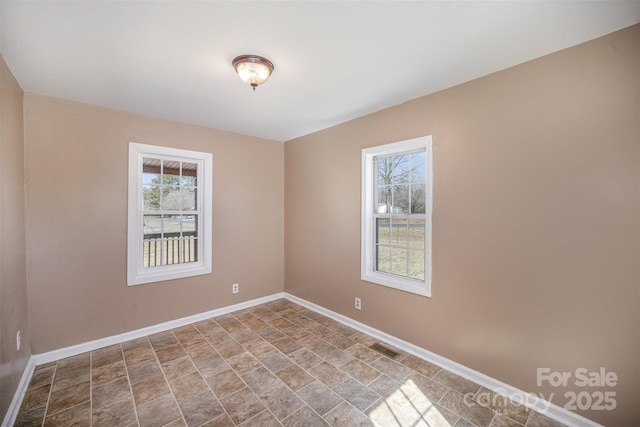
[232,55,274,91]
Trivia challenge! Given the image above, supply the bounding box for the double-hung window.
[361,136,432,296]
[127,143,212,286]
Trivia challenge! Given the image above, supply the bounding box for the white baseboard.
[4,293,284,426]
[283,293,602,427]
[34,292,284,365]
[13,291,600,427]
[2,356,36,427]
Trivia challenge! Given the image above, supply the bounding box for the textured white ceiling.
[2,1,639,141]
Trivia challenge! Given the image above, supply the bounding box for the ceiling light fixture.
[232,54,274,91]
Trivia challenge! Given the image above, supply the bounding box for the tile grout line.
[40,363,57,427]
[118,343,141,427]
[188,322,241,426]
[173,323,239,426]
[225,309,296,426]
[147,334,189,427]
[229,305,324,425]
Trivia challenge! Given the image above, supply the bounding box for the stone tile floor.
[14,298,567,427]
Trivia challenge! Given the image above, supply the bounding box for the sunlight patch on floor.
[368,379,452,427]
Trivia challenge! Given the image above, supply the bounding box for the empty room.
[1,1,639,427]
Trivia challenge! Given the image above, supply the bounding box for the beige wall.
[24,95,284,353]
[0,55,31,421]
[285,25,639,425]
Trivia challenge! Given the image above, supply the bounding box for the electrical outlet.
[16,331,21,351]
[355,297,362,310]
[232,283,239,294]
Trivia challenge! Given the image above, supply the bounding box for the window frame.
[361,136,433,297]
[127,142,213,286]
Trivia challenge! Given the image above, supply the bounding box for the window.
[127,143,212,286]
[361,136,432,296]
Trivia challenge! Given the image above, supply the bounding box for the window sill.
[361,271,431,297]
[128,263,211,286]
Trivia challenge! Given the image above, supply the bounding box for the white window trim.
[361,136,433,297]
[127,142,212,286]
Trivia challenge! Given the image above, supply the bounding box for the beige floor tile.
[368,374,402,397]
[148,331,179,350]
[226,351,262,376]
[369,356,412,382]
[131,374,171,406]
[124,346,156,366]
[178,391,225,427]
[43,400,91,427]
[155,343,187,364]
[239,409,281,426]
[92,344,124,368]
[258,382,305,420]
[257,327,287,342]
[121,337,150,352]
[28,366,56,389]
[324,333,356,350]
[434,369,482,396]
[205,369,245,399]
[219,387,266,425]
[230,328,260,344]
[92,377,132,410]
[195,354,231,379]
[241,366,282,395]
[405,372,451,403]
[47,381,90,416]
[282,325,312,341]
[490,414,526,427]
[51,363,90,392]
[283,405,330,427]
[14,406,46,427]
[56,353,90,371]
[18,383,51,413]
[266,316,295,330]
[92,397,137,427]
[324,401,374,427]
[162,355,198,381]
[258,350,294,373]
[346,344,382,364]
[127,359,162,385]
[215,339,245,359]
[203,413,235,427]
[288,347,323,370]
[333,377,380,411]
[526,411,567,427]
[439,390,495,427]
[169,371,210,402]
[183,341,218,362]
[136,394,182,427]
[297,381,343,416]
[309,361,350,387]
[271,336,303,354]
[401,354,441,378]
[92,360,127,387]
[475,387,530,425]
[318,346,355,367]
[340,359,382,385]
[276,363,315,391]
[243,338,277,357]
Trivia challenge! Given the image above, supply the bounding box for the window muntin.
[128,143,212,286]
[141,158,199,267]
[374,151,426,281]
[361,137,432,297]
